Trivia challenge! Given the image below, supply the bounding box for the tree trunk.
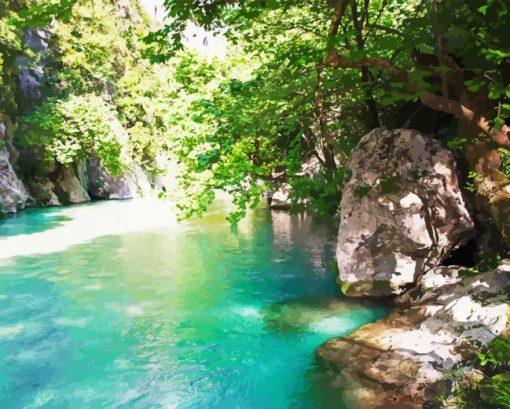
[458,103,510,251]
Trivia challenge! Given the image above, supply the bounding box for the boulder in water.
[53,166,90,204]
[27,176,61,207]
[337,128,474,297]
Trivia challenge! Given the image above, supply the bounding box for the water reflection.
[0,206,72,237]
[0,199,385,408]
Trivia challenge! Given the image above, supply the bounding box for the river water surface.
[0,199,385,408]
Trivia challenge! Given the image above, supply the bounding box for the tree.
[151,0,510,246]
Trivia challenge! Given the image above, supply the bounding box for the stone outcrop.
[16,29,51,112]
[0,149,29,213]
[317,261,510,408]
[268,183,293,210]
[87,156,138,200]
[26,176,60,207]
[53,166,90,204]
[337,128,474,297]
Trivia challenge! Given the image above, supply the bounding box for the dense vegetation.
[1,0,510,406]
[2,0,509,234]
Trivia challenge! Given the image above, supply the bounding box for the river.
[0,199,386,408]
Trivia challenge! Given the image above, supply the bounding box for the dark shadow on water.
[0,207,72,237]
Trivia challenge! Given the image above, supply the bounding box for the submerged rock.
[0,149,29,214]
[262,296,354,334]
[337,128,474,297]
[317,262,510,408]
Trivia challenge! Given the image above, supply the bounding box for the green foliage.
[479,338,510,370]
[448,337,510,408]
[499,148,510,177]
[473,338,510,409]
[0,2,23,116]
[465,170,478,193]
[10,0,76,28]
[354,184,371,199]
[2,0,509,228]
[145,0,510,224]
[4,0,178,182]
[20,94,124,174]
[446,137,468,151]
[479,374,510,409]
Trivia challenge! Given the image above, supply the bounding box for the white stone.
[336,129,474,296]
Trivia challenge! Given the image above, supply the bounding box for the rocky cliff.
[0,0,175,217]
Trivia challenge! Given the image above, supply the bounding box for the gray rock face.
[87,156,138,200]
[17,29,50,109]
[27,176,61,207]
[53,166,90,204]
[0,149,29,214]
[337,128,474,297]
[317,262,510,408]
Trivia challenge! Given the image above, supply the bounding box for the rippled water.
[0,199,386,408]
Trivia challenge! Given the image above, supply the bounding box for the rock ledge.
[317,262,510,408]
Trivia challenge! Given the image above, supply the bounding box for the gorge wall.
[0,0,175,216]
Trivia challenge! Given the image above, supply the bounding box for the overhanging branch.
[323,51,510,147]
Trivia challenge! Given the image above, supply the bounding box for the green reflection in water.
[0,200,386,408]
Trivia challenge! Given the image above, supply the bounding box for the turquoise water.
[0,200,386,408]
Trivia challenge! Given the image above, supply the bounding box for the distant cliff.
[0,0,174,216]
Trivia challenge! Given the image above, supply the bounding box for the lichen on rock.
[337,128,474,297]
[317,261,510,408]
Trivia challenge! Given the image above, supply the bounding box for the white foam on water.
[126,305,144,316]
[53,317,89,327]
[84,283,102,291]
[24,388,59,409]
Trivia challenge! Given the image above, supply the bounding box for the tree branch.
[323,51,510,145]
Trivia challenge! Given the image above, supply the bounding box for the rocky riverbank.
[317,262,510,408]
[318,128,510,408]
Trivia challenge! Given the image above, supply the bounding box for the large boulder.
[87,156,139,200]
[0,149,28,214]
[317,261,510,408]
[337,128,474,297]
